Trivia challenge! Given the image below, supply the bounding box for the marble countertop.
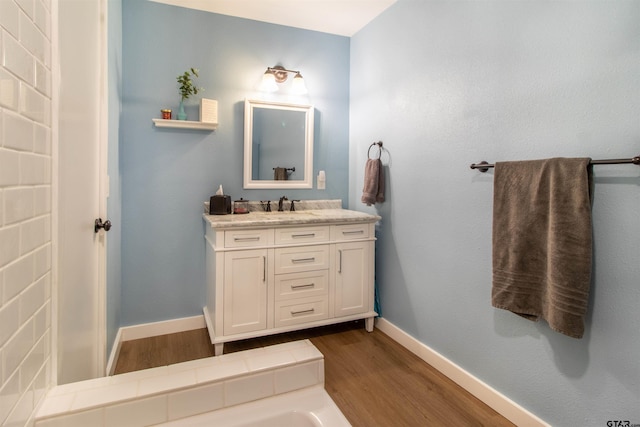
[203,209,381,229]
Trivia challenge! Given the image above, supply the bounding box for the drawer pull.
[292,233,316,238]
[234,236,261,242]
[342,230,364,235]
[291,308,315,316]
[338,250,342,273]
[291,257,315,263]
[291,283,315,290]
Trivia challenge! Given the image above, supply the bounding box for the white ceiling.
[149,0,397,37]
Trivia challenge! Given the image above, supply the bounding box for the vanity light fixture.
[261,65,308,94]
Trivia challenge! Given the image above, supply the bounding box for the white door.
[55,0,108,384]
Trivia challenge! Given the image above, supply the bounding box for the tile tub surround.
[35,340,325,427]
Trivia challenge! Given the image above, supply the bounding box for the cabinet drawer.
[331,223,370,241]
[274,297,328,328]
[224,229,270,248]
[275,270,328,301]
[274,246,329,274]
[274,226,329,245]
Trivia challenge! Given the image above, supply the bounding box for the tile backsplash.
[204,198,343,214]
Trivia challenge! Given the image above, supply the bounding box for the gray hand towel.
[274,167,288,180]
[492,157,593,338]
[361,158,385,206]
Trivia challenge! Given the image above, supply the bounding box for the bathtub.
[155,385,351,426]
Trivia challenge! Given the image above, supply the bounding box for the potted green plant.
[176,68,202,120]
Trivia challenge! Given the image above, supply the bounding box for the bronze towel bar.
[470,155,640,173]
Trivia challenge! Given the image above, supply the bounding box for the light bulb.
[291,72,307,95]
[260,70,278,92]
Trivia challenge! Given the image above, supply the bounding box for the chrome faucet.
[278,196,288,212]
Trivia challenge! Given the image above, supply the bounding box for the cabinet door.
[223,249,268,335]
[334,241,371,317]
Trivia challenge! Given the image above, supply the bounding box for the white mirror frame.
[243,99,314,189]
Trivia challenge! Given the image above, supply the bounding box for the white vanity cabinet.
[203,210,379,356]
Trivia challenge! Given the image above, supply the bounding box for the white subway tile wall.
[1,1,53,426]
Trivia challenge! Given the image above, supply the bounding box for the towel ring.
[368,141,383,159]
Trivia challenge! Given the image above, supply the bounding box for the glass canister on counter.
[233,198,249,214]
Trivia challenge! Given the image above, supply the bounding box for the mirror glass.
[244,99,314,189]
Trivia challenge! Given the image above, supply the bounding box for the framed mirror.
[244,99,314,189]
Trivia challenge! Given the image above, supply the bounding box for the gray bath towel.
[361,158,385,206]
[492,157,593,338]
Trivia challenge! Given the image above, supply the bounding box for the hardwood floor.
[114,328,215,373]
[114,321,514,426]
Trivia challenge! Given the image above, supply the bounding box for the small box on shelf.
[200,98,218,124]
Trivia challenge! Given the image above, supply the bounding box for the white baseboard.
[106,315,207,375]
[120,315,206,342]
[374,317,550,427]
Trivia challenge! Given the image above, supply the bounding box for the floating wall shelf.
[152,119,217,130]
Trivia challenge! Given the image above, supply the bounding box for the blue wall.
[350,1,639,425]
[120,1,350,325]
